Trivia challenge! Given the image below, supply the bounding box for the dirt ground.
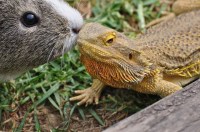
[2,106,127,132]
[1,88,159,131]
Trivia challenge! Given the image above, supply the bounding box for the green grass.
[0,0,169,131]
[88,0,167,32]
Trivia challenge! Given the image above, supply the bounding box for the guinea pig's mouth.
[63,33,78,52]
[47,34,78,62]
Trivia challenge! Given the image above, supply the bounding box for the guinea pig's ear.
[20,11,40,28]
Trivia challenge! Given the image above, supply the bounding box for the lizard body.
[70,1,200,105]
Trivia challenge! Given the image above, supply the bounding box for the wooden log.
[104,79,200,132]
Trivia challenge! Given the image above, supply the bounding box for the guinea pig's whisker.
[47,43,57,63]
[60,36,71,68]
[61,43,66,68]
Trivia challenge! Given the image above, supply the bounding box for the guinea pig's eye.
[103,32,116,46]
[20,12,39,27]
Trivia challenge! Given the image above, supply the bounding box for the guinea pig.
[0,0,83,81]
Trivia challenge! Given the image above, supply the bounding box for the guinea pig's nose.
[72,28,81,34]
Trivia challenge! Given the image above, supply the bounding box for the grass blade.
[0,109,2,124]
[78,108,85,120]
[137,1,145,30]
[89,108,105,126]
[54,92,61,107]
[63,102,70,120]
[70,104,77,117]
[34,108,41,132]
[15,110,29,132]
[35,83,60,106]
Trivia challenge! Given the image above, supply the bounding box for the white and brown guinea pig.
[0,0,83,81]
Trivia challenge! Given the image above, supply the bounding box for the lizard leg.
[70,79,105,106]
[134,72,182,97]
[154,79,182,97]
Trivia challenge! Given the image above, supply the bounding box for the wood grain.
[104,79,200,132]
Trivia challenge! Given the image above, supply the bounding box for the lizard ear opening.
[129,53,133,60]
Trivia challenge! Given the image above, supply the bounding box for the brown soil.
[1,102,128,132]
[1,88,159,131]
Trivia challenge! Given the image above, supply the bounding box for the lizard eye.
[103,32,116,46]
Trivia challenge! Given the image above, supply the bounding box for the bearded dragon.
[70,0,200,106]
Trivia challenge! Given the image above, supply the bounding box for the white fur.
[45,0,83,31]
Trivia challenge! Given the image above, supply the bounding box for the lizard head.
[77,23,151,87]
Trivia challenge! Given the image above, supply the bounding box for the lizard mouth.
[78,40,115,61]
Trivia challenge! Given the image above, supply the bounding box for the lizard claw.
[70,88,100,106]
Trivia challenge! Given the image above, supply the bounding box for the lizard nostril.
[72,28,81,34]
[129,53,133,60]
